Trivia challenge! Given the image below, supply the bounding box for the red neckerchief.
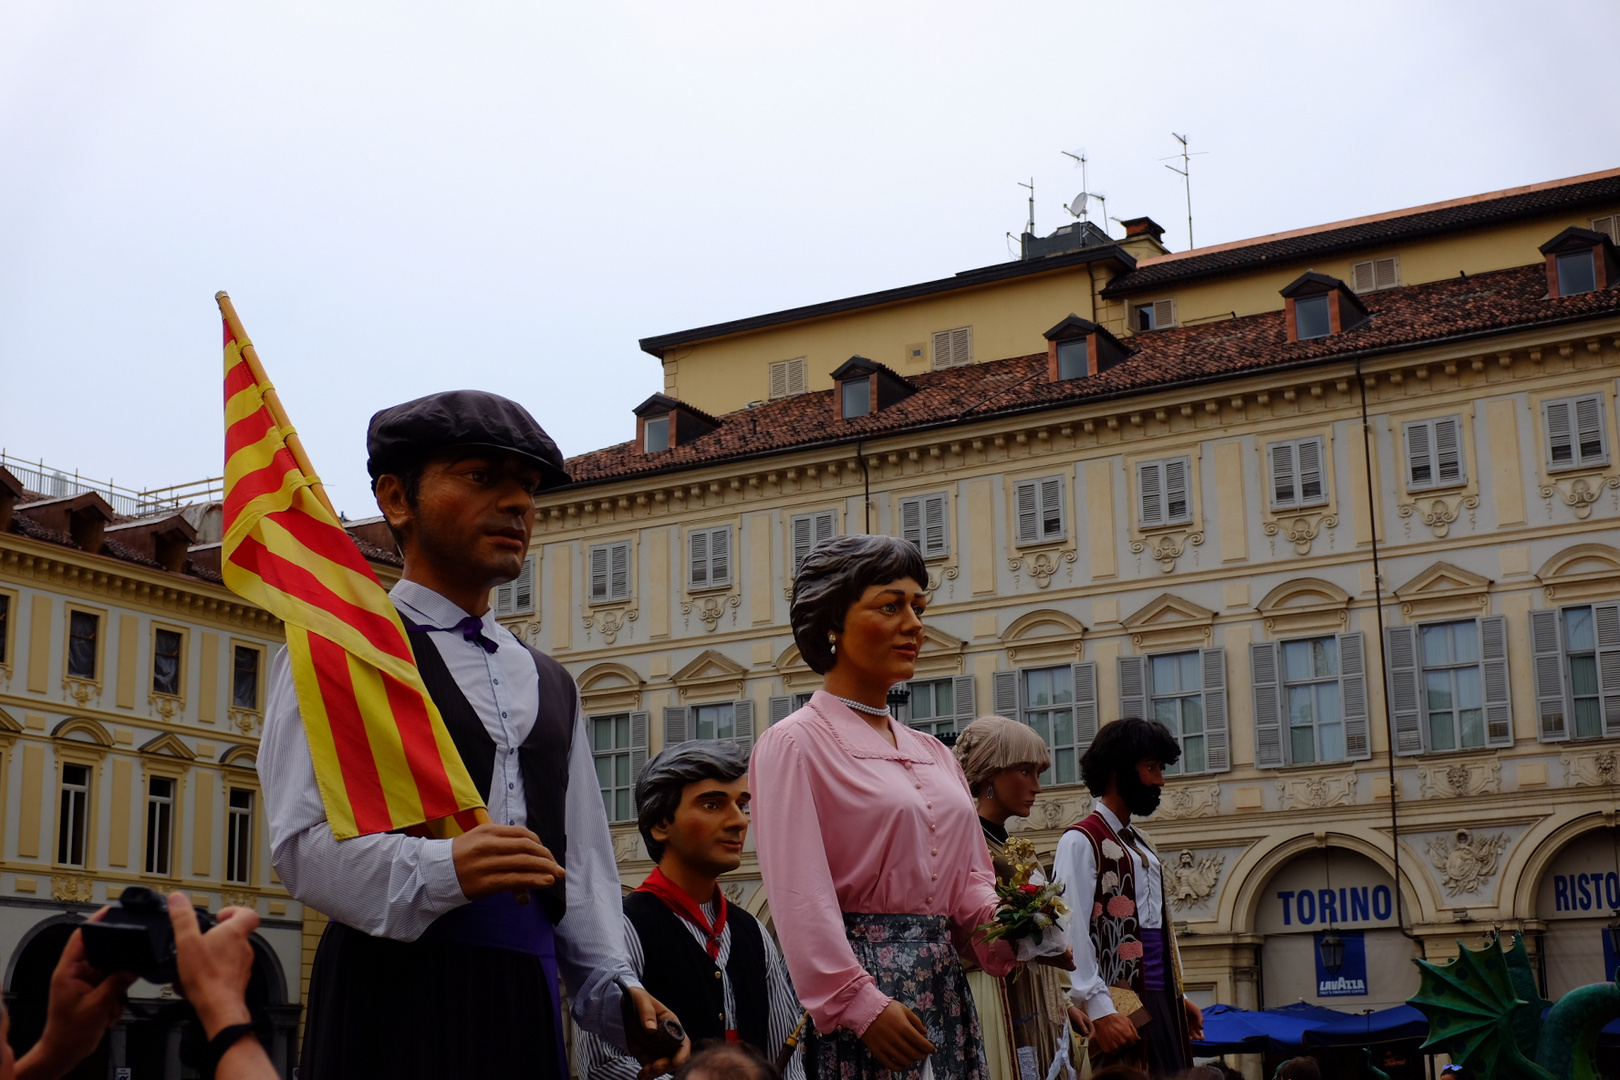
[635,866,728,960]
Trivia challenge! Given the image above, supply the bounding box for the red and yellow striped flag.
[217,291,486,840]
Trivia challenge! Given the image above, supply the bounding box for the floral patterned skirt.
[804,913,988,1080]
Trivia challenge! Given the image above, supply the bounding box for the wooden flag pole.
[216,291,341,523]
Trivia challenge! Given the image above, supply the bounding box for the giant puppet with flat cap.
[256,388,689,1080]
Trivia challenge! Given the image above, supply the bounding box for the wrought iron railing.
[0,451,221,517]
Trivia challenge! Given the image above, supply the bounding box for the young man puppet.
[1052,718,1205,1078]
[578,742,804,1080]
[259,391,687,1080]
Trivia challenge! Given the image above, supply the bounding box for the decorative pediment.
[774,644,819,693]
[1122,594,1215,651]
[576,662,646,712]
[1394,561,1492,620]
[913,625,967,677]
[1257,577,1352,637]
[51,717,112,747]
[1001,609,1086,664]
[139,732,196,760]
[219,744,258,769]
[672,649,748,701]
[1537,543,1620,603]
[0,707,23,735]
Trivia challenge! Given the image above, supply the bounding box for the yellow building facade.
[519,168,1620,1073]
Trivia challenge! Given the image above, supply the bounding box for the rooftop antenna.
[1162,133,1208,249]
[1061,149,1088,222]
[1017,177,1035,236]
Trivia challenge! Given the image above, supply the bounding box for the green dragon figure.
[1409,933,1620,1079]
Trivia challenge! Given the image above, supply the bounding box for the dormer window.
[1540,227,1617,298]
[1279,271,1370,343]
[830,356,914,420]
[632,393,719,456]
[1042,315,1129,382]
[644,414,670,453]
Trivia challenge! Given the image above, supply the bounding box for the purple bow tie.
[405,615,499,654]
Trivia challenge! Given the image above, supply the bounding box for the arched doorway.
[1533,826,1620,998]
[1252,848,1420,1011]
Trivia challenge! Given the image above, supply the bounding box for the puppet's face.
[654,773,752,877]
[381,449,543,593]
[830,577,927,690]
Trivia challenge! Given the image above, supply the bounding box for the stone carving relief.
[1562,749,1620,787]
[1007,549,1076,589]
[1263,512,1338,556]
[1424,829,1509,897]
[1007,793,1092,833]
[230,709,260,736]
[51,875,93,903]
[1396,493,1479,539]
[1540,474,1620,520]
[682,593,740,633]
[1416,759,1501,798]
[1129,530,1205,574]
[612,831,647,862]
[1276,770,1357,810]
[1164,850,1226,911]
[1156,783,1220,821]
[221,891,256,910]
[63,677,98,707]
[583,608,638,646]
[149,693,181,721]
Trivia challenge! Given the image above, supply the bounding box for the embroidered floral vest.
[1069,811,1145,1000]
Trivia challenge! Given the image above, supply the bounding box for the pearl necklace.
[832,695,892,716]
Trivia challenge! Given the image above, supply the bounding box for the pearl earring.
[828,633,837,655]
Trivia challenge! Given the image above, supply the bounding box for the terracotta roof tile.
[565,264,1620,487]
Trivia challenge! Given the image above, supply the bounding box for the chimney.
[0,466,24,533]
[1118,217,1166,243]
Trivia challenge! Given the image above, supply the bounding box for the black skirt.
[300,920,561,1080]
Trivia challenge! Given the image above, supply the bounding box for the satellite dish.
[1065,193,1088,218]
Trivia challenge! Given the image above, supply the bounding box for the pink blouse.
[750,691,1014,1036]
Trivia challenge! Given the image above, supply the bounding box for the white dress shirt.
[1051,803,1170,1021]
[258,579,640,1044]
[575,898,806,1080]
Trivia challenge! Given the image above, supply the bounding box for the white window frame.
[591,711,649,822]
[1267,437,1328,510]
[790,510,838,574]
[1385,616,1511,755]
[1402,416,1466,491]
[57,763,91,868]
[1350,257,1400,293]
[663,699,756,754]
[225,787,253,884]
[1014,476,1067,546]
[898,493,949,559]
[769,357,808,400]
[1530,603,1620,743]
[1133,298,1177,331]
[1557,249,1598,296]
[932,326,972,370]
[897,675,976,738]
[1250,634,1371,768]
[494,554,537,616]
[643,413,670,454]
[145,775,176,877]
[1137,457,1193,528]
[1118,650,1230,774]
[1543,394,1609,472]
[688,526,733,590]
[993,664,1097,787]
[588,542,632,604]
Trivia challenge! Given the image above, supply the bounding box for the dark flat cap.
[366,390,570,489]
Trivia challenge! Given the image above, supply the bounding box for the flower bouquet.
[975,836,1071,961]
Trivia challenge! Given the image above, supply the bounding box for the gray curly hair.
[790,534,928,675]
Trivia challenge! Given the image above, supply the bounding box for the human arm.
[14,911,137,1080]
[166,894,278,1080]
[258,648,469,940]
[1050,830,1115,1022]
[574,914,659,1080]
[749,730,890,1037]
[941,753,1017,977]
[1183,995,1204,1040]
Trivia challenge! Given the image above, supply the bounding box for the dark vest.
[408,631,577,926]
[623,891,770,1053]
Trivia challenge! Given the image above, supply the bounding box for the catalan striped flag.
[217,292,486,840]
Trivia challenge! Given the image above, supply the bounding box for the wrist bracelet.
[203,1022,257,1079]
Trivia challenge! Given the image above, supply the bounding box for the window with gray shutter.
[1254,634,1369,767]
[790,511,838,574]
[768,696,794,727]
[900,676,970,738]
[899,493,949,558]
[1201,648,1229,772]
[1250,641,1284,768]
[1118,655,1147,721]
[1592,215,1619,244]
[590,542,632,603]
[992,670,1020,719]
[1480,615,1512,747]
[1138,458,1193,527]
[1544,394,1608,471]
[689,526,732,589]
[1403,416,1465,490]
[931,326,973,369]
[1395,618,1512,754]
[1340,632,1370,760]
[1016,664,1091,785]
[592,711,644,822]
[1596,602,1620,738]
[1349,257,1400,294]
[769,357,808,400]
[732,699,755,754]
[1384,625,1424,755]
[1268,437,1327,510]
[1530,608,1569,742]
[663,705,688,748]
[495,555,537,617]
[1014,477,1067,546]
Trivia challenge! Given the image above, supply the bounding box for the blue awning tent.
[1303,1004,1428,1046]
[1195,1002,1430,1054]
[1193,1004,1271,1054]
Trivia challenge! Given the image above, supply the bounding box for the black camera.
[80,886,215,984]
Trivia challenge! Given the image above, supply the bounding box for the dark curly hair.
[790,534,928,675]
[1079,716,1182,797]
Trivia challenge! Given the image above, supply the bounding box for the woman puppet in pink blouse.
[751,535,1016,1079]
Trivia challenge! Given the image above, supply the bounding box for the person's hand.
[1090,1012,1139,1053]
[1067,1005,1093,1039]
[451,823,565,900]
[15,908,137,1080]
[168,894,257,1036]
[1036,948,1077,971]
[625,986,690,1079]
[859,1001,935,1072]
[1182,996,1204,1041]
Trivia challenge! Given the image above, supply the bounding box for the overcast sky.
[3,1,1616,518]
